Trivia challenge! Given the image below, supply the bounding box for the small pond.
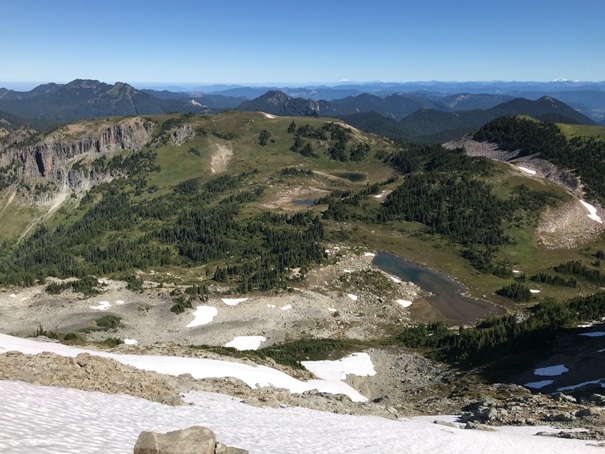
[372,251,505,325]
[330,172,366,182]
[292,199,316,205]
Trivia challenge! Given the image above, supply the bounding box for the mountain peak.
[64,79,104,88]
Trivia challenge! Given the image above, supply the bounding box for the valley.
[2,105,605,451]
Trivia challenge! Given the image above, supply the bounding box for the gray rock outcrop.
[0,350,182,405]
[133,426,248,454]
[0,116,154,197]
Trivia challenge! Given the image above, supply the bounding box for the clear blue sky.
[2,0,604,87]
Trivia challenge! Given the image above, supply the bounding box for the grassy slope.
[557,122,605,140]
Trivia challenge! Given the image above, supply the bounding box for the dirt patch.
[210,143,233,174]
[262,186,329,209]
[0,190,16,217]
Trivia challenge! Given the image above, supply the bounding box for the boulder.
[133,426,248,454]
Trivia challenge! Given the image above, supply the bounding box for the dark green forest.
[0,157,325,291]
[396,291,605,373]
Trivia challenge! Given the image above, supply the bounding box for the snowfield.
[302,352,375,382]
[224,336,266,351]
[0,381,596,454]
[89,300,111,310]
[0,333,599,453]
[580,200,602,223]
[518,166,537,175]
[534,364,569,376]
[221,298,249,306]
[186,305,218,327]
[0,333,367,402]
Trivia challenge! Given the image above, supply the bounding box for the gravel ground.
[0,248,424,348]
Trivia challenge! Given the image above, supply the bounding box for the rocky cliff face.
[0,117,154,197]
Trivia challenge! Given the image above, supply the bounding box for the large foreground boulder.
[133,426,247,454]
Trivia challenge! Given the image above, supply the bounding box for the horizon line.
[2,79,605,91]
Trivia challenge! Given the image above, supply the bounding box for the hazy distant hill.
[121,80,605,122]
[239,90,515,122]
[141,89,245,108]
[0,109,28,130]
[238,90,320,116]
[345,96,594,143]
[0,80,214,130]
[185,80,605,120]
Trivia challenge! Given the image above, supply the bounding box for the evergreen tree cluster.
[554,260,605,285]
[530,272,577,288]
[396,292,605,369]
[287,121,371,161]
[495,282,532,302]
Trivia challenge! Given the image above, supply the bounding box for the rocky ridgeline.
[0,350,183,405]
[460,392,605,438]
[0,117,154,198]
[445,136,583,197]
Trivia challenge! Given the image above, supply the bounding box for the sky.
[1,0,604,88]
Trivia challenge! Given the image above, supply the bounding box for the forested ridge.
[475,116,605,202]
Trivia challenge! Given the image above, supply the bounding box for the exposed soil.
[210,143,233,174]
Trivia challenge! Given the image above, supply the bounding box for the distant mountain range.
[0,80,213,131]
[238,91,596,142]
[0,79,603,140]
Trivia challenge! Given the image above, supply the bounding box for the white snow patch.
[90,301,111,311]
[534,364,569,376]
[124,339,138,345]
[9,293,16,298]
[343,269,353,273]
[115,300,125,305]
[302,352,376,383]
[262,112,277,119]
[190,99,206,107]
[267,304,276,308]
[0,381,595,454]
[225,336,266,351]
[518,166,537,175]
[221,298,248,306]
[579,331,605,337]
[580,200,602,223]
[347,294,358,301]
[390,277,402,284]
[558,379,605,392]
[328,308,338,313]
[0,333,366,402]
[512,270,521,273]
[186,306,218,327]
[364,252,376,257]
[524,380,554,389]
[530,289,541,294]
[281,304,292,311]
[396,299,413,308]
